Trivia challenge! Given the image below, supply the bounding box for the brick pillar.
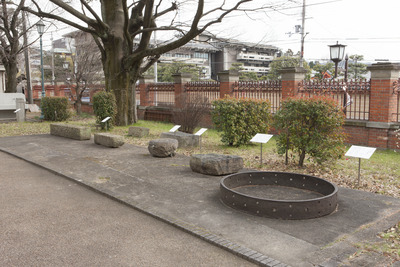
[46,85,55,97]
[279,67,307,100]
[33,85,41,99]
[139,75,154,107]
[218,70,239,99]
[173,73,192,108]
[366,62,400,148]
[367,63,400,123]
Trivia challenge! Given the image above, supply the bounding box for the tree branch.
[24,0,104,36]
[140,55,160,74]
[154,2,177,19]
[79,0,108,31]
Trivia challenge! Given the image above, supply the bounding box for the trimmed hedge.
[41,97,70,121]
[92,91,117,130]
[212,97,271,146]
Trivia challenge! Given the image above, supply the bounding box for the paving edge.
[0,146,291,267]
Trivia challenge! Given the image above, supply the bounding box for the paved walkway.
[1,134,399,267]
[0,151,255,267]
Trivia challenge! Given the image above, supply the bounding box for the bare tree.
[65,33,103,115]
[24,0,282,126]
[0,0,31,93]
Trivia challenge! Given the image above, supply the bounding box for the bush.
[273,96,346,166]
[41,97,71,121]
[92,91,117,130]
[172,93,209,134]
[212,97,271,146]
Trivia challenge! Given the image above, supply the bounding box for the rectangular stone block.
[50,123,91,140]
[160,131,199,148]
[94,133,124,148]
[128,126,150,137]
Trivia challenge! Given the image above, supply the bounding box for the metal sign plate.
[101,116,111,123]
[250,134,273,144]
[345,145,376,159]
[169,125,181,132]
[194,128,207,136]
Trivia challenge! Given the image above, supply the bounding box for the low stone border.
[50,123,91,140]
[94,133,125,148]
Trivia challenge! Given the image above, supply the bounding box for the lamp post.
[329,41,346,78]
[36,20,45,119]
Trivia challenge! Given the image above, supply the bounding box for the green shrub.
[41,96,71,121]
[212,97,271,146]
[92,91,117,130]
[273,96,346,167]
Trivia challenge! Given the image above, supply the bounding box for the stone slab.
[128,126,150,138]
[161,131,199,148]
[94,133,124,148]
[50,123,91,140]
[190,153,244,176]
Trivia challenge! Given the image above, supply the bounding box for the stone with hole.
[148,138,178,158]
[190,154,244,176]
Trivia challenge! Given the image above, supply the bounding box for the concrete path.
[0,134,399,266]
[0,151,255,267]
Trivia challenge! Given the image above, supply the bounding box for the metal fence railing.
[184,81,220,107]
[146,83,175,107]
[298,79,370,121]
[232,80,282,113]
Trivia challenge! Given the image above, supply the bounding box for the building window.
[194,52,208,59]
[175,53,190,58]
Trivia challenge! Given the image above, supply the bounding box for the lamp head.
[329,41,346,63]
[36,20,45,36]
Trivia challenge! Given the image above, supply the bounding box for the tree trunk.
[102,41,132,125]
[76,99,82,115]
[4,61,18,93]
[299,150,306,167]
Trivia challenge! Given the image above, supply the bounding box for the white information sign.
[194,128,208,136]
[345,145,376,160]
[169,125,181,132]
[250,134,273,144]
[101,116,111,123]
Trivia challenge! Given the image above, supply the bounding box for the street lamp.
[329,41,346,78]
[36,20,45,119]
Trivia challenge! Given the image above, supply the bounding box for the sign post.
[101,116,111,131]
[194,128,208,151]
[250,134,273,166]
[345,145,376,187]
[169,125,181,133]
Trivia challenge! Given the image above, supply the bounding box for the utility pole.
[22,11,33,104]
[51,32,55,85]
[299,0,306,66]
[153,31,158,106]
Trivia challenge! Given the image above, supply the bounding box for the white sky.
[35,0,400,63]
[215,0,400,62]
